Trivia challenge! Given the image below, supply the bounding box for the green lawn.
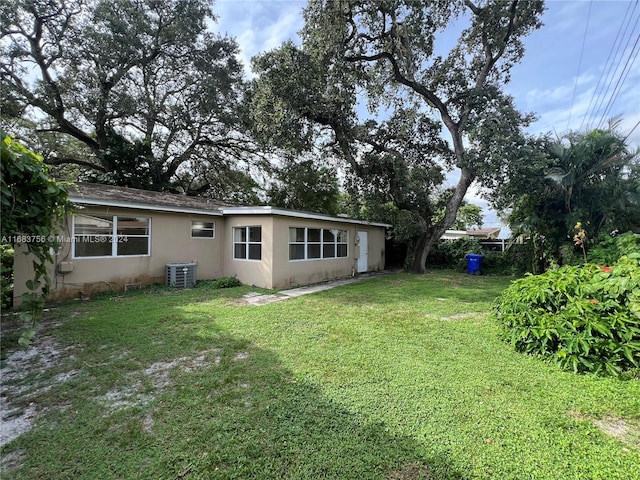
[1,271,639,479]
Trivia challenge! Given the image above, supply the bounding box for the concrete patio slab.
[242,271,394,305]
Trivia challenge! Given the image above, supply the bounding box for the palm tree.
[544,120,639,238]
[507,121,639,269]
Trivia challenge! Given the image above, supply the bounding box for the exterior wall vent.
[124,283,141,292]
[166,263,197,288]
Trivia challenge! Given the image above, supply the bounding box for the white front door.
[357,231,368,273]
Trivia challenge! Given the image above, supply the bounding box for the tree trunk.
[408,231,437,273]
[407,167,476,273]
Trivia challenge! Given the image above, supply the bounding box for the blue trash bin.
[466,254,484,275]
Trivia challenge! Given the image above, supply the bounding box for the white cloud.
[465,184,501,227]
[213,1,304,79]
[261,9,303,51]
[544,1,586,34]
[528,66,640,147]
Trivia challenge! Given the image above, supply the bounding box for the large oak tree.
[1,0,259,198]
[250,0,544,272]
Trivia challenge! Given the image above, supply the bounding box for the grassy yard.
[1,271,639,479]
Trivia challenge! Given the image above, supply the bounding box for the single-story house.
[466,227,502,239]
[440,230,469,241]
[440,227,511,251]
[13,183,390,304]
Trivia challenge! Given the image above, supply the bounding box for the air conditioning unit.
[166,263,197,288]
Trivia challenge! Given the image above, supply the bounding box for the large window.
[191,221,215,238]
[289,227,348,261]
[73,215,150,258]
[233,226,262,260]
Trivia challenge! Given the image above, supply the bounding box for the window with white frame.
[191,221,215,238]
[73,214,150,258]
[289,227,348,261]
[233,226,262,260]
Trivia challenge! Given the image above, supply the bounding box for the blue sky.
[211,0,640,226]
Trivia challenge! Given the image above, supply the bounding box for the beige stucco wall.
[222,215,274,288]
[270,217,355,289]
[12,207,388,304]
[220,214,387,290]
[270,216,386,289]
[13,207,224,303]
[363,226,386,272]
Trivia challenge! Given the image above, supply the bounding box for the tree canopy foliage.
[0,0,259,198]
[451,203,485,230]
[267,158,341,215]
[249,0,544,272]
[505,123,640,266]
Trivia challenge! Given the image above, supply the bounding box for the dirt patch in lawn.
[387,462,433,479]
[96,347,222,414]
[1,315,223,451]
[570,410,640,449]
[1,317,81,474]
[593,417,640,449]
[0,449,25,473]
[242,292,286,306]
[439,313,471,320]
[1,330,77,448]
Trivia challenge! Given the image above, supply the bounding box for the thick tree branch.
[474,0,519,90]
[346,50,466,165]
[464,0,481,15]
[45,156,107,172]
[15,9,102,154]
[456,1,519,133]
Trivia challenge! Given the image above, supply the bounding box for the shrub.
[493,255,640,376]
[1,243,13,309]
[211,276,242,289]
[428,238,529,275]
[427,238,482,271]
[498,242,538,274]
[481,250,524,275]
[589,231,640,265]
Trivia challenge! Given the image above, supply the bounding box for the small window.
[290,228,305,243]
[323,244,336,258]
[289,244,305,260]
[116,217,150,256]
[191,221,215,238]
[289,228,305,260]
[233,226,262,260]
[74,215,113,257]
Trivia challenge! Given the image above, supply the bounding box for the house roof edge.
[221,206,392,228]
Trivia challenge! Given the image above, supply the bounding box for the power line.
[566,0,592,131]
[586,3,640,130]
[596,15,640,130]
[585,2,638,129]
[579,0,636,131]
[624,119,640,142]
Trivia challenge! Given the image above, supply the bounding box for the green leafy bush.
[210,276,242,289]
[493,255,640,376]
[2,130,70,345]
[427,238,482,271]
[481,250,525,275]
[1,243,14,309]
[589,231,640,265]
